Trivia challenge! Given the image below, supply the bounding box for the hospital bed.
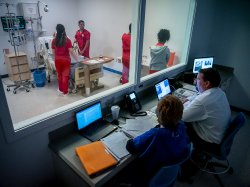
[37,36,104,94]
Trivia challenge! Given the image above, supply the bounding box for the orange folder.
[75,141,118,176]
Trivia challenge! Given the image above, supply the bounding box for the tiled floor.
[2,70,121,125]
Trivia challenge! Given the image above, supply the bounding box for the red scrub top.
[75,29,90,58]
[51,38,73,61]
[122,33,131,68]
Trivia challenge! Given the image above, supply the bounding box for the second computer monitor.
[155,79,171,100]
[193,57,214,74]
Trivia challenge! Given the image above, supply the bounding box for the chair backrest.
[149,164,180,187]
[149,143,192,187]
[167,51,175,67]
[219,112,246,159]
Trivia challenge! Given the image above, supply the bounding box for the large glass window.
[141,0,196,79]
[0,0,196,141]
[0,0,139,132]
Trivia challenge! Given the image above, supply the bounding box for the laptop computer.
[193,57,214,74]
[150,78,171,113]
[76,102,118,142]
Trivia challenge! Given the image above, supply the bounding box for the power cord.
[130,111,147,117]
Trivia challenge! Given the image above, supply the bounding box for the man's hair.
[199,68,221,87]
[157,29,170,43]
[78,20,85,25]
[156,95,183,129]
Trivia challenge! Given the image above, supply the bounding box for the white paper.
[101,131,130,159]
[87,59,99,64]
[122,116,157,138]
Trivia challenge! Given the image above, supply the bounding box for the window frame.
[0,0,196,143]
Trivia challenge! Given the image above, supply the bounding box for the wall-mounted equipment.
[1,16,26,31]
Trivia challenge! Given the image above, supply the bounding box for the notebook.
[150,78,171,113]
[75,141,118,176]
[76,102,118,142]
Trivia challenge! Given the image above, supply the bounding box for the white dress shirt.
[182,87,231,144]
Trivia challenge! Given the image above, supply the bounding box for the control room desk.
[81,56,114,96]
[49,90,160,187]
[50,132,136,187]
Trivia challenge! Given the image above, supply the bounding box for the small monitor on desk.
[193,57,214,74]
[155,78,171,100]
[76,102,102,130]
[76,102,117,141]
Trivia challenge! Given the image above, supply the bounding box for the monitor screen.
[155,79,171,100]
[193,57,214,73]
[1,16,26,31]
[76,102,102,130]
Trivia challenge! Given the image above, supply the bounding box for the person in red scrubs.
[74,20,91,58]
[52,24,78,96]
[121,23,131,84]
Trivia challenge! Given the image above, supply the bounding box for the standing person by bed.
[121,23,131,84]
[149,29,170,74]
[124,95,190,186]
[51,24,78,96]
[74,20,91,58]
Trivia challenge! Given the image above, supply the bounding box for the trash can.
[33,69,46,87]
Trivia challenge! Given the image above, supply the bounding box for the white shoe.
[57,89,63,94]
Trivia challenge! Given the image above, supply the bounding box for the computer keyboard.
[173,88,197,102]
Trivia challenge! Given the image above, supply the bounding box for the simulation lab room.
[0,0,250,187]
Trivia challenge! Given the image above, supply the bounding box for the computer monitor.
[155,78,171,100]
[1,16,26,31]
[76,102,102,130]
[193,57,214,73]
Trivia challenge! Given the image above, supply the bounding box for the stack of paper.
[101,131,130,160]
[121,116,157,138]
[87,59,99,64]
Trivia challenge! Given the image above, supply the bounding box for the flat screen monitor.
[155,78,171,100]
[1,16,26,31]
[193,57,214,73]
[76,102,102,130]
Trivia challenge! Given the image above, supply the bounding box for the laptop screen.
[155,79,171,100]
[76,102,102,130]
[193,57,213,73]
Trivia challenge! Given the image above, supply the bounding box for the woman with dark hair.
[124,95,190,185]
[52,24,78,96]
[149,29,170,74]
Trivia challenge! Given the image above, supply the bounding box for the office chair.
[190,112,246,187]
[144,142,192,187]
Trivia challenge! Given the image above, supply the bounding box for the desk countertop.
[50,132,135,187]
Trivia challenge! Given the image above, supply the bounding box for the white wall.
[0,0,79,75]
[143,0,192,64]
[76,0,132,72]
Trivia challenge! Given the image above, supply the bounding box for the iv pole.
[1,3,34,94]
[28,1,49,68]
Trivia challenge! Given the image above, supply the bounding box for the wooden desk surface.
[82,56,114,66]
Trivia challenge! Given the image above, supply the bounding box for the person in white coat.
[182,68,231,151]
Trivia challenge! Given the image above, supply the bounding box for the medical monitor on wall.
[193,57,214,74]
[1,16,26,31]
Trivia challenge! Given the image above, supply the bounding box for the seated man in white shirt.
[182,68,231,152]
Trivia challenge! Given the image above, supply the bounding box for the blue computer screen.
[76,102,102,130]
[155,79,171,100]
[193,57,214,73]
